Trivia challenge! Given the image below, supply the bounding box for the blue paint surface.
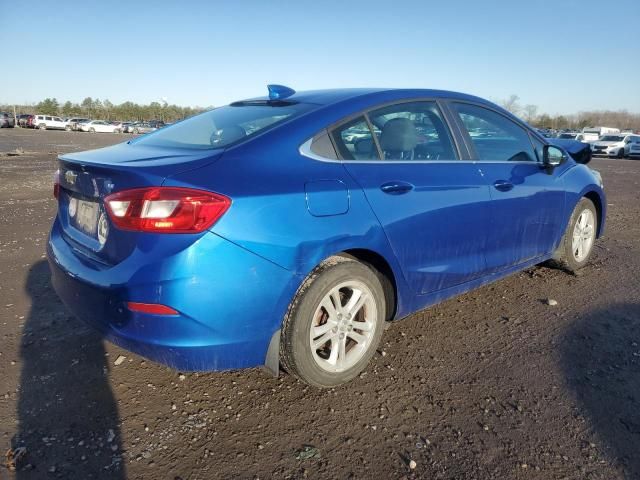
[48,88,606,371]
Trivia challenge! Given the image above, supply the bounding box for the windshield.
[133,102,313,150]
[600,135,624,142]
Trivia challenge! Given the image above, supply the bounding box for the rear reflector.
[104,187,231,233]
[127,302,179,315]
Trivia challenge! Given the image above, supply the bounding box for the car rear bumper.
[47,218,298,371]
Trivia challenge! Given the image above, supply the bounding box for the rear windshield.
[133,102,313,150]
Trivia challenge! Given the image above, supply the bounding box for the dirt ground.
[0,128,639,480]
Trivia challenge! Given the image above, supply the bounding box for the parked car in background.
[64,117,90,131]
[556,131,580,140]
[148,120,166,129]
[591,134,628,158]
[581,126,620,143]
[17,114,35,128]
[623,134,640,158]
[112,121,137,133]
[34,115,66,130]
[537,128,555,138]
[0,112,15,128]
[131,122,157,134]
[48,85,606,387]
[120,122,135,133]
[79,120,122,133]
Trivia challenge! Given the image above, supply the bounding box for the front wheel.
[280,256,386,388]
[38,123,46,130]
[552,198,598,273]
[89,128,95,133]
[618,148,625,159]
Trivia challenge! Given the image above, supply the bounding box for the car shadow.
[560,302,640,478]
[11,260,125,478]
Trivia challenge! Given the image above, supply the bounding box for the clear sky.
[2,0,639,114]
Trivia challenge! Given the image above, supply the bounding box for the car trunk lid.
[56,142,224,265]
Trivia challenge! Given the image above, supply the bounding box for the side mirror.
[542,145,566,168]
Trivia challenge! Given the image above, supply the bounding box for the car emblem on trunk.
[65,170,78,185]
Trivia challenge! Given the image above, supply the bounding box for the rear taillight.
[53,169,60,199]
[104,187,231,233]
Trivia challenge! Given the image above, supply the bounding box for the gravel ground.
[0,128,639,479]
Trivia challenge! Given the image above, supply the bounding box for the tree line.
[3,95,639,131]
[500,94,640,131]
[2,97,208,123]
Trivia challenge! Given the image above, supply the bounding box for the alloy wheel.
[309,280,377,373]
[572,208,595,262]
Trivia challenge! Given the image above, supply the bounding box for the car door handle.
[380,181,414,195]
[493,180,514,192]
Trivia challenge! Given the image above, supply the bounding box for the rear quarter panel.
[163,129,413,319]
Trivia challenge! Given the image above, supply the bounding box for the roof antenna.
[267,84,295,100]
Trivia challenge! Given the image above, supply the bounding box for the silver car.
[0,112,15,128]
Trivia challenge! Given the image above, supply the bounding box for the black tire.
[618,149,624,159]
[551,198,598,273]
[280,256,386,388]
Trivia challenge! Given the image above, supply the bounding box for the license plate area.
[73,199,100,237]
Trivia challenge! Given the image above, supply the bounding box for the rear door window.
[453,103,537,162]
[367,101,457,161]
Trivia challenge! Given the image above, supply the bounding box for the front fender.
[562,164,606,237]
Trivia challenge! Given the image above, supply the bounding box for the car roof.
[238,88,491,107]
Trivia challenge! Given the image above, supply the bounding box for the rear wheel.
[280,256,386,388]
[552,198,597,273]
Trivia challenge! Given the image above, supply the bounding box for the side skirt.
[404,254,552,318]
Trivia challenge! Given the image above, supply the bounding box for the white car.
[624,134,640,158]
[79,120,122,133]
[64,117,90,131]
[34,115,66,130]
[591,134,628,158]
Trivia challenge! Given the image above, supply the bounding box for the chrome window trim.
[299,138,540,165]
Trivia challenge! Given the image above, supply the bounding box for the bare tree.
[523,104,538,123]
[501,94,521,114]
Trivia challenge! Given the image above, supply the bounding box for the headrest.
[379,118,417,152]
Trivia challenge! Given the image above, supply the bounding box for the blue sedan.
[48,85,605,387]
